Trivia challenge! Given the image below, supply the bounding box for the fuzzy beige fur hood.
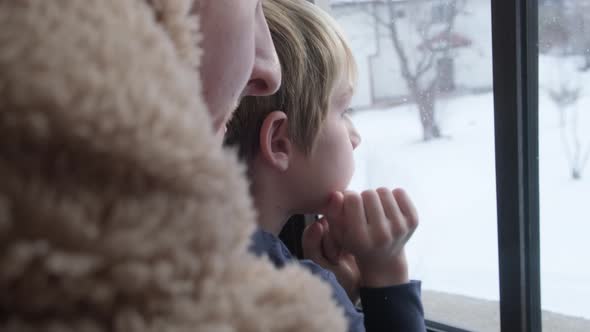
[0,0,346,331]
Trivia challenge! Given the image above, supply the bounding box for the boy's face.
[194,0,281,135]
[288,73,361,211]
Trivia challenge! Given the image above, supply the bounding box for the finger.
[319,218,342,264]
[391,189,418,248]
[322,231,341,265]
[376,188,406,242]
[323,192,345,246]
[320,217,330,231]
[321,191,344,219]
[323,219,357,266]
[363,189,391,248]
[342,191,369,252]
[377,187,404,223]
[393,188,419,230]
[361,190,386,225]
[372,188,410,252]
[302,221,325,262]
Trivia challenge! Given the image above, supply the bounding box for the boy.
[225,0,426,331]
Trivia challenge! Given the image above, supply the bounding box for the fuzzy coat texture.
[0,1,346,331]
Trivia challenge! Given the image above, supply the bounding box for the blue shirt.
[250,229,426,332]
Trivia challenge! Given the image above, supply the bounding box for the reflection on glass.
[539,0,590,330]
[328,0,498,330]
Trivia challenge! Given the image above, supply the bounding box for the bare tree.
[560,101,590,180]
[581,42,590,72]
[368,0,464,141]
[548,81,579,127]
[541,0,590,180]
[539,0,570,55]
[546,70,590,180]
[539,0,590,69]
[575,3,590,71]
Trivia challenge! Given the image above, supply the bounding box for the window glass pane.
[328,0,499,330]
[539,0,590,330]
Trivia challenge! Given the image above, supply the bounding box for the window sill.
[424,290,590,332]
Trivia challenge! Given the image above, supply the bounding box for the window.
[538,0,590,329]
[313,0,590,330]
[432,2,455,24]
[328,0,498,330]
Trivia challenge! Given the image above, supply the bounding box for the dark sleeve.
[360,280,426,332]
[298,259,366,332]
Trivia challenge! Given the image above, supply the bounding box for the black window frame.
[491,1,541,332]
[307,1,543,331]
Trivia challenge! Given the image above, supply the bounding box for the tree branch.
[385,0,418,84]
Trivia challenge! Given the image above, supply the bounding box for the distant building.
[329,0,493,109]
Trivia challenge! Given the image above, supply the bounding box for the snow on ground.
[347,56,590,319]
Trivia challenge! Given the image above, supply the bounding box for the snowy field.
[347,56,590,319]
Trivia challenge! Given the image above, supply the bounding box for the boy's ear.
[259,111,292,171]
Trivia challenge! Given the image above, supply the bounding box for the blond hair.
[225,0,356,162]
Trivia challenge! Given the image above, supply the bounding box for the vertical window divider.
[491,0,541,331]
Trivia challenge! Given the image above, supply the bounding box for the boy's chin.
[332,178,353,193]
[297,195,331,215]
[299,178,353,213]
